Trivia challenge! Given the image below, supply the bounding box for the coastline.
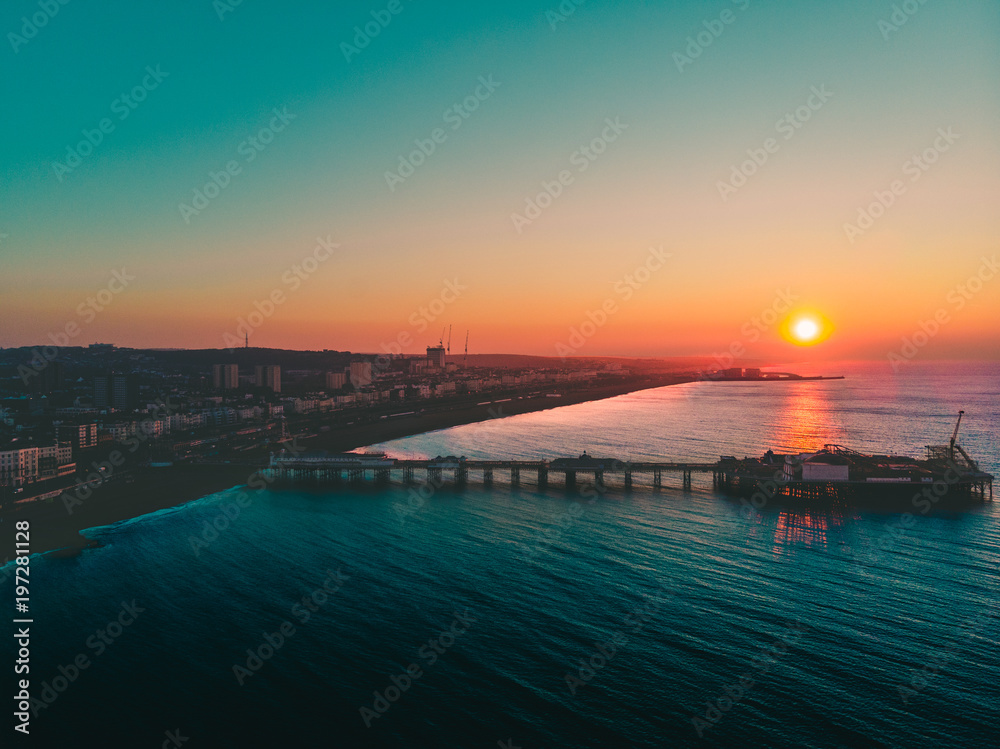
[1,376,690,560]
[0,464,254,563]
[296,376,692,453]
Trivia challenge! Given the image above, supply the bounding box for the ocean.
[5,361,999,748]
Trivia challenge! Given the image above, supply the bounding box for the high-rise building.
[55,423,99,451]
[255,365,281,393]
[213,364,239,390]
[94,373,139,410]
[426,345,446,368]
[94,375,108,407]
[326,371,346,390]
[349,361,373,388]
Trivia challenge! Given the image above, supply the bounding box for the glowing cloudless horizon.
[1,0,998,362]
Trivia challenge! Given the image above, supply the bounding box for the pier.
[261,447,993,502]
[263,451,722,492]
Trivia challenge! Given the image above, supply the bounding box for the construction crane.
[463,330,469,366]
[447,325,452,354]
[949,410,978,469]
[949,410,964,459]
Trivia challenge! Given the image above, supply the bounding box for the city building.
[55,422,99,451]
[426,345,446,368]
[212,364,240,390]
[255,365,281,393]
[0,441,75,488]
[435,382,457,396]
[94,373,140,410]
[349,361,372,388]
[800,452,850,482]
[326,371,346,390]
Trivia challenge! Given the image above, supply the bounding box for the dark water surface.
[5,361,998,747]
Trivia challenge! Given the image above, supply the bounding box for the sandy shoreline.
[0,376,688,561]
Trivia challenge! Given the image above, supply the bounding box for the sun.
[794,318,819,342]
[780,311,832,346]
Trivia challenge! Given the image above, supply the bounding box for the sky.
[1,0,998,362]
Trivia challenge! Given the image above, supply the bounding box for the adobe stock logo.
[878,0,933,41]
[18,268,136,385]
[385,76,501,192]
[214,0,244,21]
[886,255,998,371]
[717,86,833,201]
[510,117,627,233]
[555,246,670,358]
[7,0,72,54]
[178,107,296,223]
[673,0,751,73]
[843,127,958,244]
[341,0,410,63]
[223,236,338,350]
[52,66,169,182]
[546,0,587,31]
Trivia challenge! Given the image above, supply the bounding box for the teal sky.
[2,0,998,358]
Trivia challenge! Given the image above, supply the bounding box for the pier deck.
[261,449,993,501]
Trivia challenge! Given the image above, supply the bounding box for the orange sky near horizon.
[2,1,998,362]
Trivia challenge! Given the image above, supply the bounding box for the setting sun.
[780,311,833,346]
[794,318,820,341]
